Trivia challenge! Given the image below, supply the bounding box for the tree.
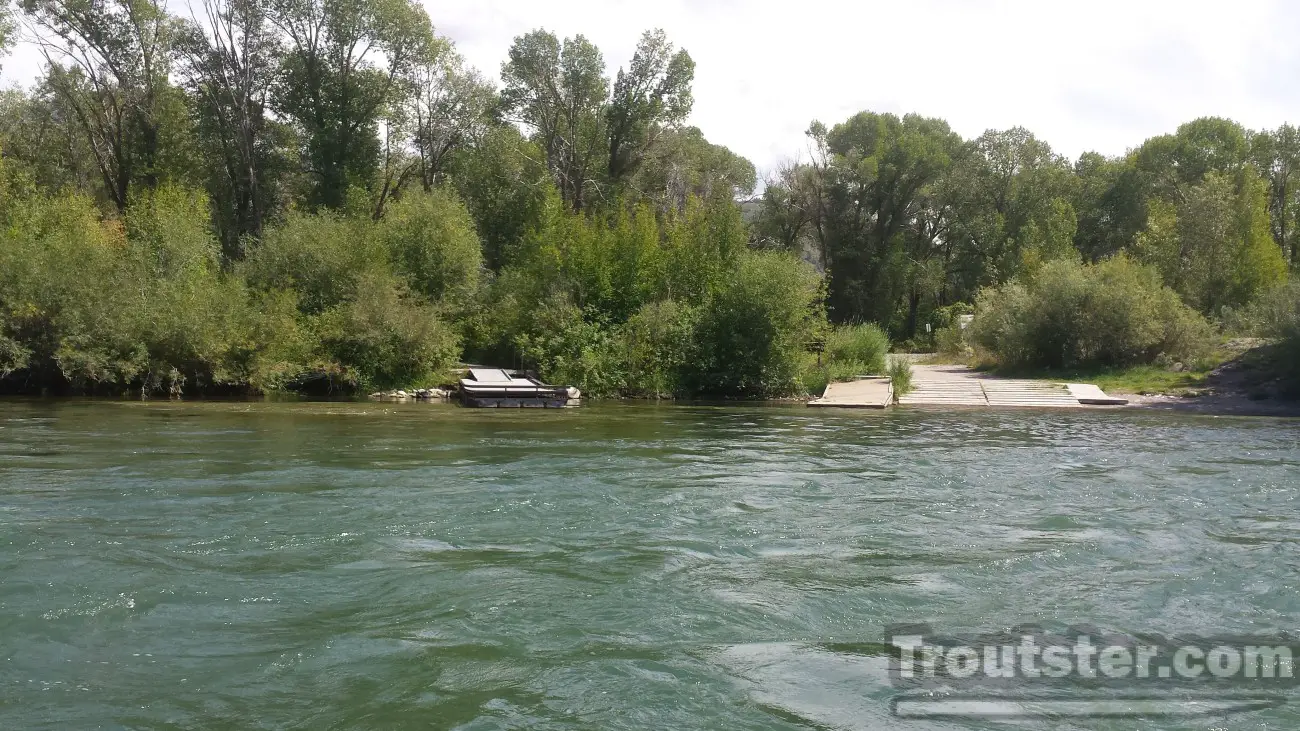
[1072,151,1145,262]
[267,0,435,210]
[1251,124,1300,268]
[944,128,1077,289]
[633,125,754,212]
[1134,117,1250,202]
[405,46,494,192]
[0,86,101,195]
[21,0,196,211]
[446,124,551,270]
[500,29,607,211]
[605,29,694,186]
[501,27,698,212]
[812,112,964,326]
[371,38,495,220]
[176,0,291,251]
[1172,171,1286,315]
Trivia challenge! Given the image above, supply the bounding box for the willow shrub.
[611,299,699,398]
[684,250,825,398]
[799,322,890,396]
[0,192,143,390]
[243,209,465,391]
[242,210,383,315]
[826,323,889,374]
[379,189,483,305]
[971,256,1216,370]
[0,186,293,394]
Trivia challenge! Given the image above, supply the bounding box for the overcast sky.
[5,0,1298,176]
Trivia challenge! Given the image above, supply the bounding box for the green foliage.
[800,323,890,396]
[1137,171,1287,316]
[887,358,913,400]
[633,126,756,211]
[269,0,436,210]
[971,256,1216,370]
[934,324,968,358]
[6,3,1299,400]
[685,251,824,398]
[447,126,550,270]
[379,188,483,304]
[825,323,889,374]
[610,299,698,398]
[511,295,624,398]
[477,191,825,399]
[930,302,976,357]
[1227,280,1300,391]
[242,210,382,314]
[0,184,308,394]
[500,27,697,212]
[314,274,460,390]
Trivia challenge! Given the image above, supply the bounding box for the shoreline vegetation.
[0,1,1298,411]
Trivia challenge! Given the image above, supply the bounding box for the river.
[1,399,1297,729]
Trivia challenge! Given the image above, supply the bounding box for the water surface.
[1,400,1298,729]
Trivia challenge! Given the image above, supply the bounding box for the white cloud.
[7,0,1298,176]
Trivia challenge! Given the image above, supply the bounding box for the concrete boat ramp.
[809,364,1129,409]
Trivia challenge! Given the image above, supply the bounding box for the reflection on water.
[1,399,1298,729]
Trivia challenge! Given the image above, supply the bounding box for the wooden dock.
[1067,383,1130,405]
[808,377,893,408]
[809,364,1129,409]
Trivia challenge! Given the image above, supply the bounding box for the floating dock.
[458,368,579,408]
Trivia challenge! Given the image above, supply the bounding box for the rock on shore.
[369,388,449,401]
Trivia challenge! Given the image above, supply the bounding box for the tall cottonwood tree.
[809,112,963,326]
[500,29,607,211]
[21,0,192,211]
[406,47,494,192]
[500,27,697,212]
[372,39,495,219]
[267,0,435,210]
[632,126,754,213]
[176,0,288,251]
[1251,124,1300,267]
[605,29,693,185]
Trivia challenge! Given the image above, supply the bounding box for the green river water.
[1,399,1298,730]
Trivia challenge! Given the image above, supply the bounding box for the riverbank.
[887,344,1300,417]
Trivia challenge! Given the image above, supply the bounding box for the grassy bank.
[980,363,1213,396]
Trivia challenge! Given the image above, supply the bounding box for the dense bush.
[242,211,382,315]
[887,358,914,399]
[826,323,889,374]
[379,189,484,305]
[0,183,469,395]
[609,300,699,398]
[511,294,624,398]
[1270,286,1300,392]
[241,206,465,391]
[799,322,890,396]
[0,186,299,395]
[685,251,824,397]
[970,256,1216,370]
[315,274,461,390]
[470,192,825,399]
